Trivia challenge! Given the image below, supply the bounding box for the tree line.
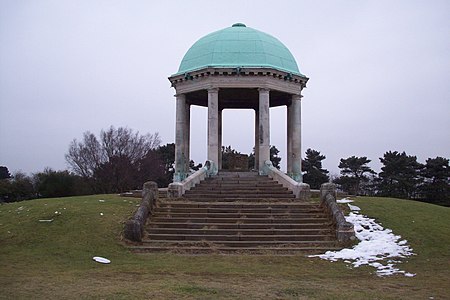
[1,126,448,206]
[302,149,449,207]
[0,127,178,202]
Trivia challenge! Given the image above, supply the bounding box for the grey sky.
[1,0,449,176]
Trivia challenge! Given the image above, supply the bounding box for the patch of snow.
[310,203,415,277]
[336,198,354,203]
[100,213,104,216]
[347,204,361,211]
[98,199,105,202]
[39,219,54,222]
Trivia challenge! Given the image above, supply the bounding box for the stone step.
[212,173,265,179]
[157,202,320,209]
[128,172,339,255]
[147,222,332,230]
[139,239,337,248]
[147,228,333,236]
[215,171,259,177]
[184,189,291,195]
[207,178,270,180]
[205,178,273,183]
[203,181,274,186]
[152,212,326,219]
[129,245,341,255]
[176,198,302,202]
[146,233,334,242]
[183,193,296,199]
[155,207,323,214]
[196,181,282,185]
[188,185,286,190]
[150,217,330,224]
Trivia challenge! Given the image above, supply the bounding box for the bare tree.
[65,126,161,192]
[100,127,160,164]
[66,132,103,178]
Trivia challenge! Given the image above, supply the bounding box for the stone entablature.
[169,67,308,99]
[170,67,308,86]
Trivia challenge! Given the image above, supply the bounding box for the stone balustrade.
[124,181,158,242]
[167,160,216,198]
[263,160,311,200]
[320,183,355,244]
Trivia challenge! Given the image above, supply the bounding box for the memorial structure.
[127,24,355,251]
[168,23,309,182]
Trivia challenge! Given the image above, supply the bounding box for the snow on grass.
[310,200,415,277]
[336,198,354,204]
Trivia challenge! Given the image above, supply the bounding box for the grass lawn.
[0,195,449,299]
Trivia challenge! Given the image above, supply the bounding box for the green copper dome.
[176,23,302,76]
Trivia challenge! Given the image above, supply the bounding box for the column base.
[288,172,303,183]
[173,172,188,183]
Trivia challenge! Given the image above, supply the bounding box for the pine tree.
[335,156,376,195]
[302,148,329,189]
[420,156,449,205]
[378,151,423,199]
[247,146,282,170]
[0,166,11,180]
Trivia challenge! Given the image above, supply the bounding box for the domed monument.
[169,23,309,183]
[133,24,355,252]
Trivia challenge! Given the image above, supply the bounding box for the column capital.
[258,87,270,94]
[291,94,303,101]
[175,93,186,99]
[207,87,219,93]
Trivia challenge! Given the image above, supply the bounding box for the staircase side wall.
[320,183,356,244]
[263,160,311,200]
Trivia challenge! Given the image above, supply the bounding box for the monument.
[168,23,309,182]
[134,24,355,250]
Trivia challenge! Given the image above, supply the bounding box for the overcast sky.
[1,0,449,176]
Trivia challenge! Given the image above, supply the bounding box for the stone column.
[258,88,270,174]
[207,88,219,173]
[184,102,191,173]
[218,109,223,170]
[291,94,302,182]
[254,108,259,171]
[174,94,187,182]
[287,103,293,176]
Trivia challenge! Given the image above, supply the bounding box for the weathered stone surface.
[142,181,158,211]
[320,183,355,244]
[134,204,149,226]
[124,181,158,242]
[297,183,311,201]
[124,219,142,242]
[168,182,183,198]
[168,160,217,198]
[263,160,311,200]
[320,183,337,200]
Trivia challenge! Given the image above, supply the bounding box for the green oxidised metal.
[176,23,302,76]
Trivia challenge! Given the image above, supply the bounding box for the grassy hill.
[0,195,449,299]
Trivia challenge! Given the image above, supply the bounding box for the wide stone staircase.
[129,171,341,254]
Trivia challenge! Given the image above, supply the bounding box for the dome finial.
[232,23,246,27]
